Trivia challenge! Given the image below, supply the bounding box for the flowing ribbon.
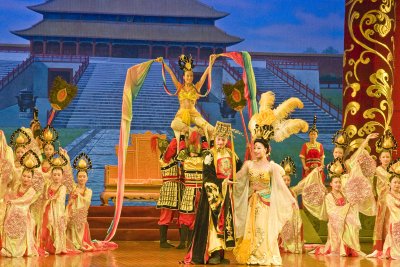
[104,59,154,241]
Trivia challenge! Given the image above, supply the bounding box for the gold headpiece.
[73,152,92,173]
[332,129,349,149]
[280,156,296,176]
[376,129,397,153]
[248,91,308,143]
[20,150,41,170]
[387,159,400,178]
[214,121,232,138]
[327,158,346,178]
[39,125,59,145]
[253,124,274,143]
[10,128,31,148]
[49,151,68,168]
[178,54,194,72]
[309,115,318,134]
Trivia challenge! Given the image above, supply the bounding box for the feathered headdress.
[327,158,347,178]
[10,128,31,149]
[376,129,397,153]
[309,115,318,134]
[39,125,59,146]
[248,91,308,143]
[73,152,92,173]
[48,151,68,169]
[332,128,349,149]
[280,156,296,176]
[178,54,194,72]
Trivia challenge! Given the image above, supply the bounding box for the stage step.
[88,206,180,241]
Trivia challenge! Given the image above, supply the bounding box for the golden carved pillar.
[343,0,396,154]
[392,3,400,156]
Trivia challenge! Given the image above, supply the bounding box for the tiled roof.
[13,20,243,45]
[29,0,228,19]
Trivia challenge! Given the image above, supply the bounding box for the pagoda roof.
[29,0,228,19]
[13,20,243,45]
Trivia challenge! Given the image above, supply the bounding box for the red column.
[43,41,47,55]
[76,41,80,55]
[393,3,400,157]
[197,47,200,61]
[149,45,153,58]
[342,0,396,156]
[60,41,63,55]
[165,46,169,58]
[29,40,33,55]
[109,42,112,57]
[181,46,185,55]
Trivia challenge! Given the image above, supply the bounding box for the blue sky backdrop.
[0,0,344,53]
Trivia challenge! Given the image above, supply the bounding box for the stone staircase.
[252,67,342,134]
[53,58,179,129]
[0,60,23,80]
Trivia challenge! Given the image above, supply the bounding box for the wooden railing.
[72,56,89,85]
[0,55,34,90]
[266,60,342,121]
[266,59,318,70]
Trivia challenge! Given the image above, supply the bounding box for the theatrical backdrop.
[0,0,399,247]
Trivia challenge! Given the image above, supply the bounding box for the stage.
[0,241,393,267]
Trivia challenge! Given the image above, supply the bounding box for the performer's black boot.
[159,225,175,248]
[176,225,189,249]
[208,250,221,265]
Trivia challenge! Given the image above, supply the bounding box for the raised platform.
[88,206,179,241]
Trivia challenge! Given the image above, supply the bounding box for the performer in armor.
[299,116,325,180]
[155,55,216,143]
[176,129,208,249]
[184,121,241,265]
[151,136,181,248]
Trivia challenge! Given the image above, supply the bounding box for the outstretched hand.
[366,133,379,140]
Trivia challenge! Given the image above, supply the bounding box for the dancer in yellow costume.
[155,55,215,142]
[233,91,308,265]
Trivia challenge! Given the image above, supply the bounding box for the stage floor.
[0,241,395,266]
